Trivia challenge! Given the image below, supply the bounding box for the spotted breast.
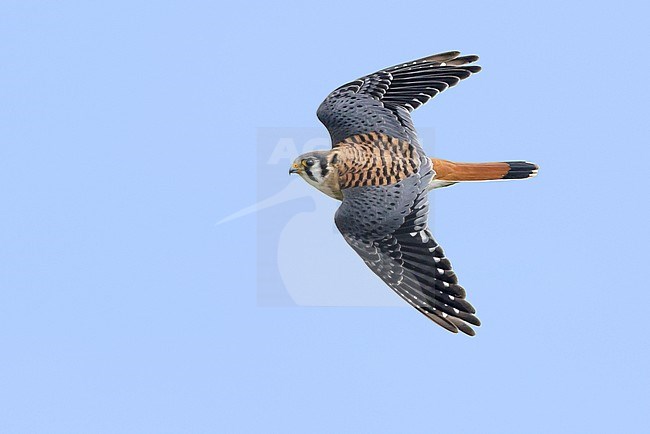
[329,132,424,191]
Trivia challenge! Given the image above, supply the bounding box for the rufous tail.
[431,158,539,182]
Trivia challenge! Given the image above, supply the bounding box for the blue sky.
[2,1,650,433]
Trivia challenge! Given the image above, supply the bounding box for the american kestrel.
[289,51,538,335]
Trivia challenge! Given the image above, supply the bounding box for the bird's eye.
[304,158,315,167]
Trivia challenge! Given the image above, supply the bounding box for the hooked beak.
[289,163,301,175]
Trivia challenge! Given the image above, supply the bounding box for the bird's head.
[289,151,332,188]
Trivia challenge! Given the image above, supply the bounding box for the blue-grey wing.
[317,51,481,148]
[334,163,479,335]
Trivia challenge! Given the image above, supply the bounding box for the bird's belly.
[428,179,457,190]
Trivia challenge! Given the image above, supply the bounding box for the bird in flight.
[289,51,538,335]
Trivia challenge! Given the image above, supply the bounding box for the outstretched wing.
[317,51,481,148]
[335,160,480,335]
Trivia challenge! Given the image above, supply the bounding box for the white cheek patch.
[302,173,321,188]
[299,164,332,196]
